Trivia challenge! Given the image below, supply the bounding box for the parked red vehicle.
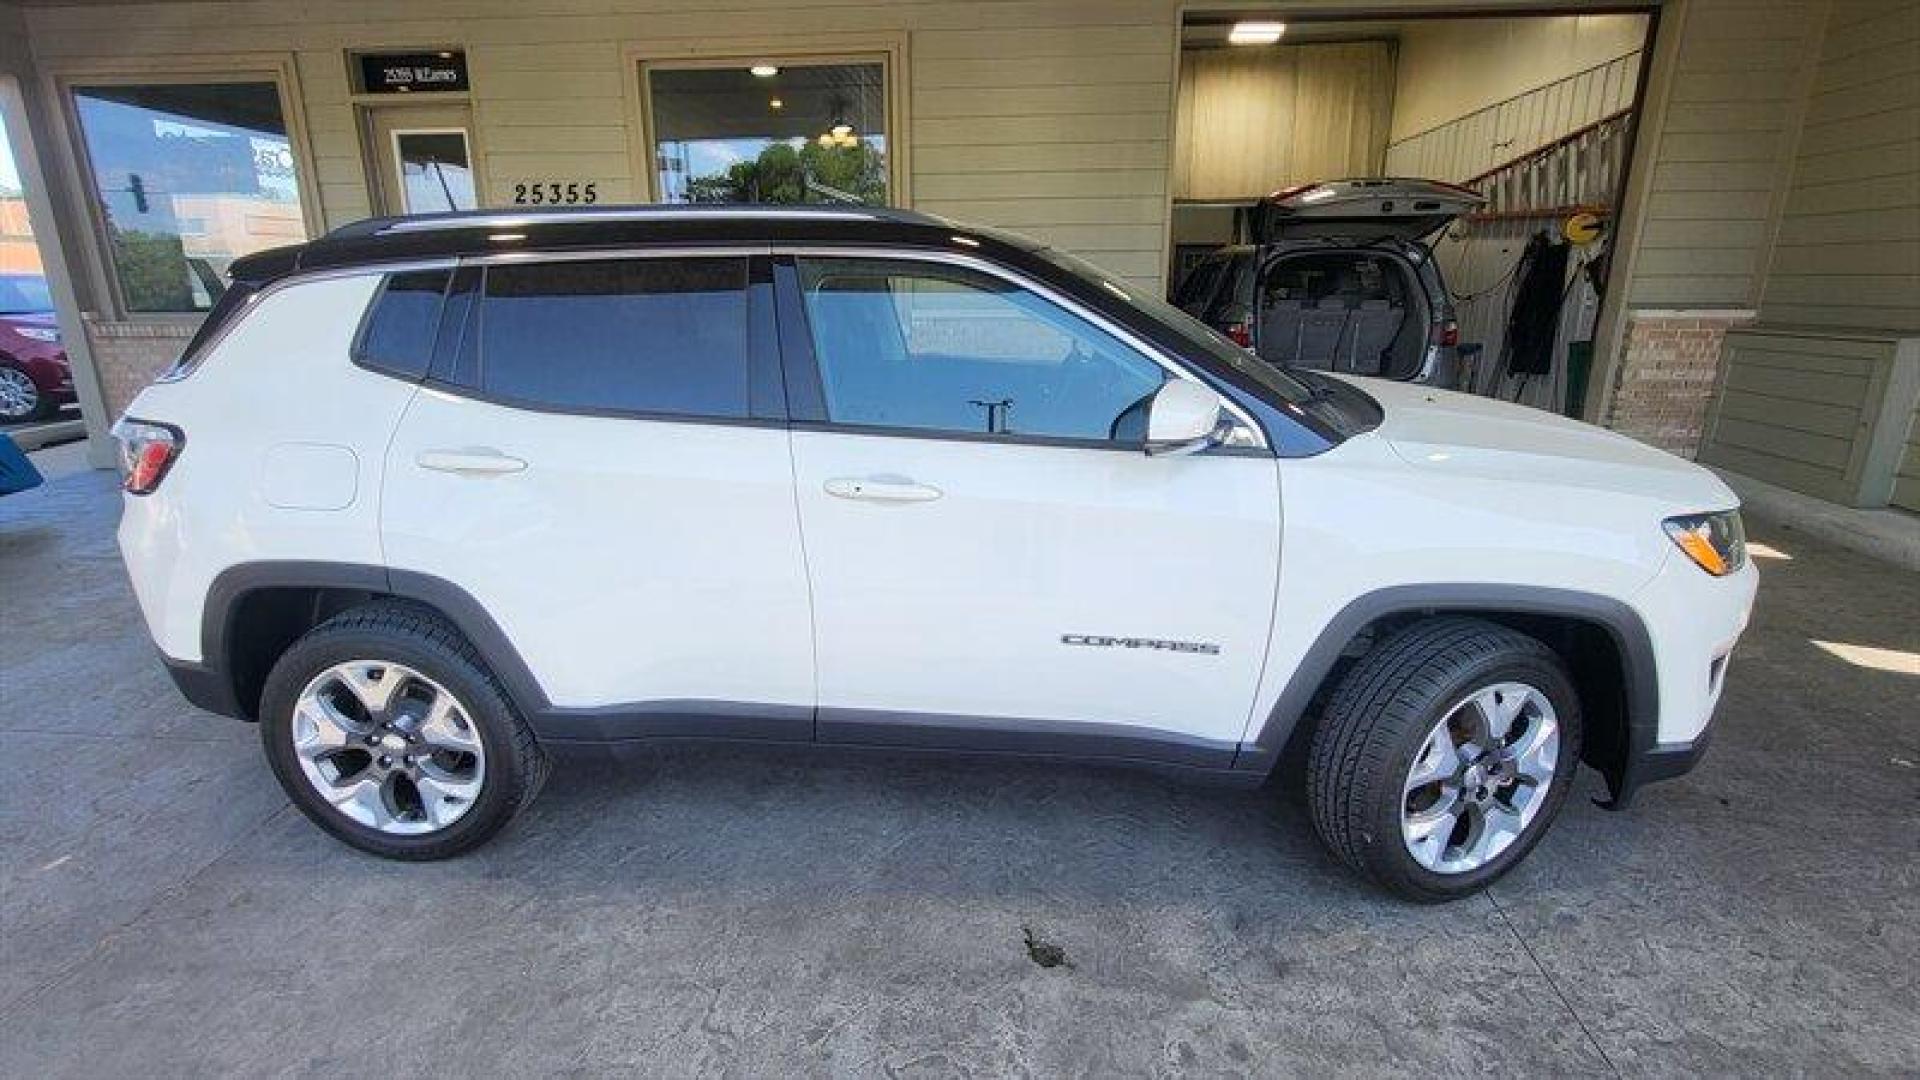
[0,271,74,423]
[0,267,73,420]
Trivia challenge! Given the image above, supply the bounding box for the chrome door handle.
[417,449,527,475]
[824,477,943,503]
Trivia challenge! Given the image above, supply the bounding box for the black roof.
[229,204,1030,284]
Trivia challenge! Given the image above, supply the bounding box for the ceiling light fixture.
[1227,21,1286,45]
[769,97,784,109]
[750,64,779,77]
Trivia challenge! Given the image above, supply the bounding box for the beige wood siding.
[1758,0,1920,334]
[1893,397,1920,512]
[1699,328,1920,506]
[22,0,1182,289]
[1171,42,1393,201]
[1626,0,1829,309]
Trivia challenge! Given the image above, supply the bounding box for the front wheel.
[1306,617,1582,902]
[259,602,549,859]
[0,365,49,423]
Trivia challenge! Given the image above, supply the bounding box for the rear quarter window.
[353,270,452,380]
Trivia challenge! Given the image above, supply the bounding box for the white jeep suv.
[115,206,1757,901]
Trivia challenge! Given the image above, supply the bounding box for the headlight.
[1663,510,1746,576]
[16,326,59,343]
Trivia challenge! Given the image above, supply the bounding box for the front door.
[363,104,478,216]
[778,254,1281,757]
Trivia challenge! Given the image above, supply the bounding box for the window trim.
[417,247,775,426]
[47,55,326,323]
[627,34,910,207]
[773,247,1271,454]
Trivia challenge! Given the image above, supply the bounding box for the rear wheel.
[259,602,548,859]
[1307,617,1582,901]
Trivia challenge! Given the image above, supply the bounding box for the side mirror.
[1144,380,1231,457]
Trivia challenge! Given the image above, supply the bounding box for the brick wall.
[1603,310,1754,458]
[84,317,196,420]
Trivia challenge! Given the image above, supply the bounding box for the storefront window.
[73,81,308,313]
[648,61,888,206]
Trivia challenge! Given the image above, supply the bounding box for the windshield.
[1025,244,1317,405]
[0,275,53,315]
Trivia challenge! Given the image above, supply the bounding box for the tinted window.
[796,257,1165,441]
[355,270,450,379]
[475,258,748,417]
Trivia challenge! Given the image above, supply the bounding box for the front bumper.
[1599,549,1757,808]
[162,656,243,719]
[1600,720,1713,810]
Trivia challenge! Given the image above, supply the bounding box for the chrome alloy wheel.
[1401,681,1560,874]
[291,660,487,835]
[0,367,39,420]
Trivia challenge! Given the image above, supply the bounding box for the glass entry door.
[365,105,477,215]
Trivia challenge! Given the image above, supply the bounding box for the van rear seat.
[1338,299,1403,376]
[1257,299,1306,365]
[1291,299,1349,371]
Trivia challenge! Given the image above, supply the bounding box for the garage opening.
[1170,11,1655,417]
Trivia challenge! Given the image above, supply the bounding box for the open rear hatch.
[1250,178,1484,246]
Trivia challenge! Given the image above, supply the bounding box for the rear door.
[380,252,814,735]
[776,252,1281,758]
[1252,179,1483,246]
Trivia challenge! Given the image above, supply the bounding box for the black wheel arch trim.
[200,561,555,722]
[1233,583,1670,806]
[195,567,1690,804]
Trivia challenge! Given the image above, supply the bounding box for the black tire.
[259,600,549,859]
[1306,616,1583,902]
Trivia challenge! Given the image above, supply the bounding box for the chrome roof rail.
[338,205,905,238]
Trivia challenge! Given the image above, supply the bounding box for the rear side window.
[471,258,749,417]
[354,270,451,379]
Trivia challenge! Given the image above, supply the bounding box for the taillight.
[1224,321,1253,348]
[1434,321,1460,348]
[111,418,184,495]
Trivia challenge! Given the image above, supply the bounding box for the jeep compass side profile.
[115,206,1756,900]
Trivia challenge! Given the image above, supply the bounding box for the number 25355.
[512,182,598,205]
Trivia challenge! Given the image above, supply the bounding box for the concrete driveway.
[2,469,1916,1077]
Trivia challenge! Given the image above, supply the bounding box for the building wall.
[1171,41,1394,200]
[1756,0,1919,335]
[1596,0,1830,450]
[1387,14,1647,143]
[1383,50,1640,182]
[21,0,1181,291]
[16,0,1895,475]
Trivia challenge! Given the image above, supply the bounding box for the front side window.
[72,81,309,313]
[648,61,888,206]
[796,258,1167,441]
[470,258,749,418]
